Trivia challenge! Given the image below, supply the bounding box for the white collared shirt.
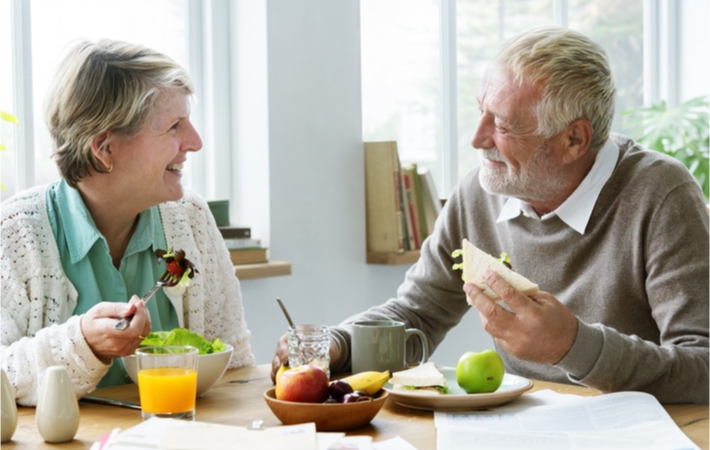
[496,138,619,235]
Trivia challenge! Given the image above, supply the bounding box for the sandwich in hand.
[454,238,539,303]
[389,362,449,395]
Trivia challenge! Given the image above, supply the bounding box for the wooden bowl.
[263,388,389,431]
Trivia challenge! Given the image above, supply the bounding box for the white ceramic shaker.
[36,366,80,443]
[1,369,18,443]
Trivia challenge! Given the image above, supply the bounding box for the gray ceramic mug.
[351,320,429,373]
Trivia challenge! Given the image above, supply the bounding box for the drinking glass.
[136,346,198,421]
[287,325,330,379]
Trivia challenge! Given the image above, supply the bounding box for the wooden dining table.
[5,364,708,449]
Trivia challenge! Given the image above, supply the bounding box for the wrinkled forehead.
[479,66,540,105]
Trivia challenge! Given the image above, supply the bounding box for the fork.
[115,272,177,331]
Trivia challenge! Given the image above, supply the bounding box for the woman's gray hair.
[493,26,616,152]
[44,39,195,187]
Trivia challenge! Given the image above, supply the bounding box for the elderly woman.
[1,39,254,406]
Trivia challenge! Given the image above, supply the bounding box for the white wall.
[231,0,493,369]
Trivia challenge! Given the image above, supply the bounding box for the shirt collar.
[55,179,162,264]
[496,138,619,234]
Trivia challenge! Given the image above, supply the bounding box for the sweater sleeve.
[1,186,110,406]
[555,181,709,404]
[329,190,473,374]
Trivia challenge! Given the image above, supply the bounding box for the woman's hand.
[80,296,152,364]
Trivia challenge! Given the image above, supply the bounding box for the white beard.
[478,141,566,202]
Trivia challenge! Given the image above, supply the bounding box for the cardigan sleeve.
[1,186,110,406]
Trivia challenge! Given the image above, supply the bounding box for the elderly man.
[272,26,709,404]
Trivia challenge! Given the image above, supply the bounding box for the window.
[361,0,707,197]
[2,0,188,201]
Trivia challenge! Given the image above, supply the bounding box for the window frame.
[435,0,677,195]
[8,0,235,207]
[7,0,689,201]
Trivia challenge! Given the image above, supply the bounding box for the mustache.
[481,149,507,163]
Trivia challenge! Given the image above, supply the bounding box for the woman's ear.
[562,119,593,164]
[90,132,114,172]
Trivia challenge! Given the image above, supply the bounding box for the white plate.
[385,368,533,411]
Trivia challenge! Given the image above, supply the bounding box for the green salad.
[139,328,226,355]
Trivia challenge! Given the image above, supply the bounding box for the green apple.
[456,349,505,394]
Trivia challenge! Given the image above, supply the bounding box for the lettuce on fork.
[140,328,226,355]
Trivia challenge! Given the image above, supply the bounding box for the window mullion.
[553,0,568,27]
[186,0,206,197]
[440,0,458,195]
[643,0,660,105]
[10,0,34,191]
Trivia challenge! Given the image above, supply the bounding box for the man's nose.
[471,115,494,150]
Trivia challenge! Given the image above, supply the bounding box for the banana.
[275,361,289,386]
[339,370,391,395]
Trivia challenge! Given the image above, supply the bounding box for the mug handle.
[404,328,429,367]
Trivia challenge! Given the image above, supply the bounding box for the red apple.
[275,365,329,403]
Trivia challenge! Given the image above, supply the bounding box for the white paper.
[372,436,420,450]
[105,417,321,450]
[435,391,699,450]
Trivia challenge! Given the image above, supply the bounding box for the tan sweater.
[331,134,709,404]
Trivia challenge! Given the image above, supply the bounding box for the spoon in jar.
[276,297,304,364]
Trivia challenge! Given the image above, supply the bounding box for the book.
[364,141,405,253]
[410,164,428,240]
[223,238,262,250]
[418,167,441,238]
[218,226,251,239]
[229,248,268,265]
[398,159,416,250]
[401,168,421,249]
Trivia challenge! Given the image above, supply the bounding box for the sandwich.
[389,362,449,395]
[454,238,539,303]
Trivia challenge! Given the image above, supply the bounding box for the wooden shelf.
[366,251,420,265]
[234,260,292,280]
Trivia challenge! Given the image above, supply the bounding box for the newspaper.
[434,390,699,450]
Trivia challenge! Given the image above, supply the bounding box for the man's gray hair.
[494,26,616,152]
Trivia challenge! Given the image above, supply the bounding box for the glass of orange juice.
[136,346,198,421]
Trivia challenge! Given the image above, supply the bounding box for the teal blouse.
[46,180,180,387]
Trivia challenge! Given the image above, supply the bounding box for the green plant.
[622,95,709,199]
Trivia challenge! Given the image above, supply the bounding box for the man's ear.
[90,132,114,171]
[561,119,593,164]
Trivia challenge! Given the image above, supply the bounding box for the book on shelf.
[229,247,268,265]
[223,238,262,250]
[398,159,415,251]
[364,141,406,253]
[417,166,441,239]
[411,164,429,240]
[218,226,251,239]
[401,167,422,249]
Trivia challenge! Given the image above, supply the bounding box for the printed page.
[434,391,699,450]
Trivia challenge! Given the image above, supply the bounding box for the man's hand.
[464,270,578,365]
[80,296,152,364]
[270,334,341,384]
